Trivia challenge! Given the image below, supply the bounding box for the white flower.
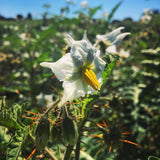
[141,8,152,23]
[3,41,10,46]
[105,45,118,55]
[3,34,8,38]
[19,33,30,41]
[105,47,130,59]
[14,26,19,31]
[101,10,108,18]
[41,26,49,31]
[36,93,53,106]
[81,0,88,9]
[119,49,130,58]
[19,33,35,42]
[40,32,106,106]
[143,8,151,14]
[141,14,152,23]
[96,27,130,55]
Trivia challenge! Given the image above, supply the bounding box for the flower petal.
[93,54,106,84]
[40,53,76,81]
[112,32,130,46]
[105,27,124,42]
[64,33,75,46]
[58,78,96,106]
[106,45,117,54]
[96,27,124,43]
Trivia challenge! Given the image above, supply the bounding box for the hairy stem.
[75,136,81,160]
[44,98,60,116]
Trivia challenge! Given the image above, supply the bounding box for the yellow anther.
[82,68,100,90]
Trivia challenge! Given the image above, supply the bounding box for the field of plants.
[0,2,160,160]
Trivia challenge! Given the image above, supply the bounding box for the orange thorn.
[25,110,40,116]
[96,144,105,155]
[120,139,138,146]
[109,141,113,152]
[51,75,57,79]
[27,148,36,160]
[51,86,63,97]
[109,145,112,152]
[89,134,102,138]
[102,121,107,127]
[122,132,132,135]
[22,116,38,121]
[15,89,20,94]
[96,122,103,129]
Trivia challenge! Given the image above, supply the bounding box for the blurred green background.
[0,0,160,160]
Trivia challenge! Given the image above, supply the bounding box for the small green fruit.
[51,124,62,143]
[62,117,78,146]
[35,117,50,151]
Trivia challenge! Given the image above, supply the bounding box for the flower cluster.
[41,32,106,106]
[40,27,129,106]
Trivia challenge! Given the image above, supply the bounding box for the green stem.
[64,96,98,160]
[63,145,73,160]
[75,135,81,160]
[75,96,108,160]
[75,105,92,160]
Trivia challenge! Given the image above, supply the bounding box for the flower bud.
[62,116,78,146]
[35,117,50,150]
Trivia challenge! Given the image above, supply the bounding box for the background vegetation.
[0,1,160,160]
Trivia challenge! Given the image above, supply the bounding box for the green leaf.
[148,156,160,160]
[139,40,147,48]
[7,127,29,160]
[34,51,52,64]
[107,1,122,22]
[0,99,27,130]
[88,5,102,19]
[101,59,117,87]
[33,26,56,49]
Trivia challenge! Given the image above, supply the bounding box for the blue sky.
[0,0,160,21]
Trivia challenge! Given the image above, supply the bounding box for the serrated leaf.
[0,99,27,130]
[0,96,6,111]
[121,86,142,105]
[7,127,29,160]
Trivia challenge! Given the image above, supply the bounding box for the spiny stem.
[44,98,61,116]
[75,111,90,160]
[64,96,98,160]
